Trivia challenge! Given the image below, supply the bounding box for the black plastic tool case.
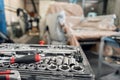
[0,44,95,80]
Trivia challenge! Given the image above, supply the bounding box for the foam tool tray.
[0,44,95,80]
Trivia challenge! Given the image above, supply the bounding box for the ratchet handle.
[10,54,41,64]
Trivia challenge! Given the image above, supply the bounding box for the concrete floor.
[85,51,116,80]
[13,35,40,44]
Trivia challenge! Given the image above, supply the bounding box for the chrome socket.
[59,65,70,72]
[10,63,18,68]
[37,63,47,70]
[71,65,84,72]
[69,57,76,67]
[63,57,69,65]
[47,64,57,71]
[27,63,35,70]
[56,56,63,65]
[19,64,27,69]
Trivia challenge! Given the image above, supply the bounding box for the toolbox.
[0,44,95,80]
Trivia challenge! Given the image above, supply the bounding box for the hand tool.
[27,63,35,70]
[36,63,47,70]
[0,52,15,57]
[0,70,12,75]
[0,70,21,80]
[47,64,57,71]
[10,63,18,68]
[10,53,41,64]
[63,57,69,65]
[69,57,76,67]
[71,64,84,72]
[59,65,70,72]
[56,56,63,65]
[18,63,27,69]
[44,57,50,64]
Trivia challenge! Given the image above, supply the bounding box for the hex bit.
[44,57,50,64]
[69,57,76,67]
[56,56,63,65]
[63,57,69,65]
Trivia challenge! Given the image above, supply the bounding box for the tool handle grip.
[0,75,9,80]
[0,70,11,75]
[10,54,41,64]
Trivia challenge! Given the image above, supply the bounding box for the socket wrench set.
[0,44,95,80]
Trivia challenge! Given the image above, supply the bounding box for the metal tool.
[59,65,70,71]
[10,63,18,68]
[49,57,56,64]
[18,64,27,69]
[36,63,47,70]
[27,63,35,70]
[0,44,95,80]
[0,70,12,75]
[0,70,21,80]
[0,63,4,67]
[10,53,41,64]
[2,62,10,68]
[69,57,76,67]
[0,52,15,57]
[63,57,69,65]
[44,57,50,64]
[71,65,84,72]
[56,56,63,65]
[47,64,57,71]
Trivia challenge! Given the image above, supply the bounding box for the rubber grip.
[0,70,11,75]
[11,54,41,64]
[0,75,10,80]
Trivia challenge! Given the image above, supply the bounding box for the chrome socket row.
[1,56,84,72]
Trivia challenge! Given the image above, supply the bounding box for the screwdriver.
[10,53,41,64]
[0,70,21,80]
[0,70,12,75]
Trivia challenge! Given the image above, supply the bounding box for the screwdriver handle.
[0,75,10,80]
[0,70,11,80]
[0,70,11,75]
[10,54,41,64]
[0,70,21,80]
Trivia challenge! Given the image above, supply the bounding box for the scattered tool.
[0,70,12,75]
[47,64,57,71]
[71,65,84,72]
[69,57,76,67]
[0,70,21,80]
[27,63,36,70]
[59,65,70,71]
[37,63,46,70]
[10,53,41,64]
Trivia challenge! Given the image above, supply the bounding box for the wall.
[39,0,55,18]
[0,0,7,34]
[107,0,120,26]
[83,0,99,16]
[4,0,24,25]
[39,0,99,18]
[25,0,39,16]
[114,0,120,26]
[97,1,103,15]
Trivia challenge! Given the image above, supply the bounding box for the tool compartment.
[0,44,95,80]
